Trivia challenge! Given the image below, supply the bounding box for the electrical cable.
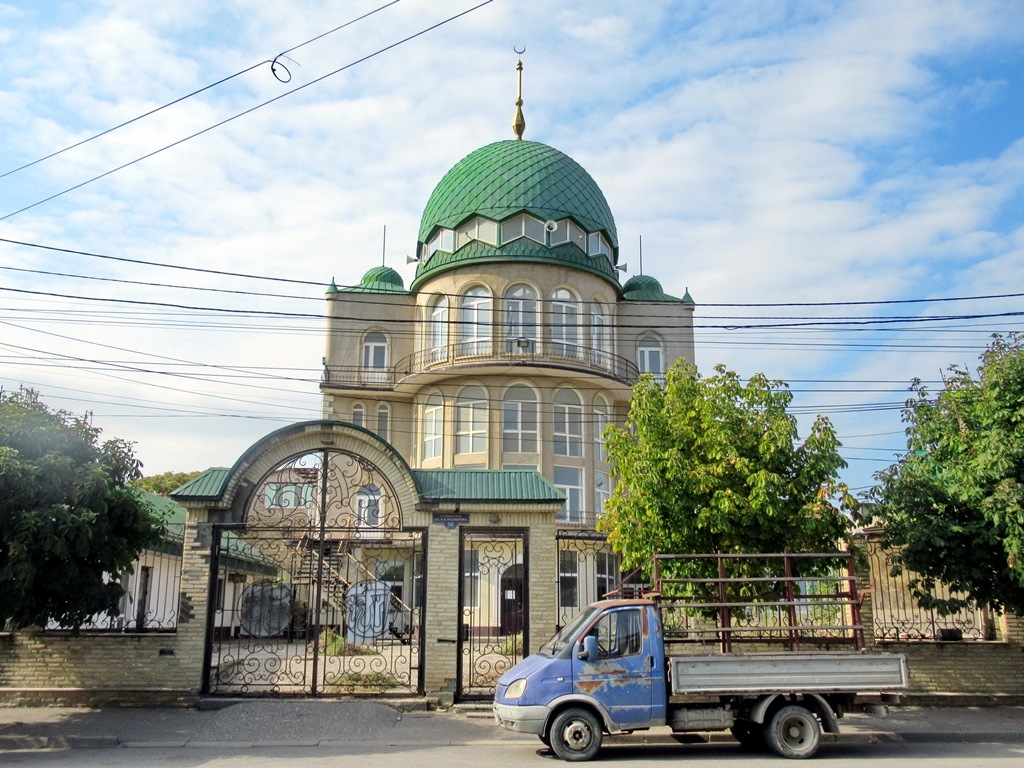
[0,1,496,221]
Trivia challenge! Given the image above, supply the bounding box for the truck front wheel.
[549,707,603,762]
[766,705,821,759]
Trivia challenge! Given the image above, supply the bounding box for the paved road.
[3,739,1024,767]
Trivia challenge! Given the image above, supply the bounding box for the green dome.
[622,274,691,303]
[413,140,619,290]
[341,265,409,294]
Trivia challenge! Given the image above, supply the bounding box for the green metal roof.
[341,265,410,295]
[413,469,564,503]
[171,467,231,501]
[621,274,693,304]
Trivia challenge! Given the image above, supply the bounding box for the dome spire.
[513,47,526,140]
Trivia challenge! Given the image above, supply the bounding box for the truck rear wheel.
[549,707,603,762]
[766,705,821,759]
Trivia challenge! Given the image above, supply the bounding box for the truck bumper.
[493,703,548,736]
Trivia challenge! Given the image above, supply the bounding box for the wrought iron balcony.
[321,341,639,391]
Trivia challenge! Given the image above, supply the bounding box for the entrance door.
[499,564,524,635]
[458,529,527,700]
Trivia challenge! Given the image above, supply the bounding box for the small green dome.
[622,274,689,303]
[412,140,619,290]
[341,265,409,294]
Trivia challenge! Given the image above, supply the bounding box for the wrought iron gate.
[204,450,426,696]
[457,529,527,700]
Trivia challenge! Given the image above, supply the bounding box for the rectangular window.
[595,551,621,599]
[554,466,583,523]
[559,549,579,609]
[502,400,538,452]
[595,471,611,518]
[554,405,583,457]
[456,400,487,453]
[422,403,443,460]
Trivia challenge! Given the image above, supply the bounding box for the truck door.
[573,606,653,728]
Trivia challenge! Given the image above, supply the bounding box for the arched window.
[377,404,390,442]
[504,284,537,352]
[502,385,538,453]
[421,392,443,461]
[591,302,611,368]
[551,289,580,359]
[637,336,664,381]
[429,295,448,363]
[460,287,491,356]
[356,484,381,528]
[362,332,388,385]
[593,395,610,462]
[352,403,365,429]
[456,386,488,454]
[553,388,583,457]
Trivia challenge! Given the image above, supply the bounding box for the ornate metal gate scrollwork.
[555,530,626,631]
[458,529,527,700]
[205,450,426,696]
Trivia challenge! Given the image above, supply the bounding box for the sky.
[0,0,1022,496]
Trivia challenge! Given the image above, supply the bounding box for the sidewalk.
[1,699,1022,751]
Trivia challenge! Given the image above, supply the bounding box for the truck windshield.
[537,606,601,656]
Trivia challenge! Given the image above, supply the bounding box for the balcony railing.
[322,341,639,390]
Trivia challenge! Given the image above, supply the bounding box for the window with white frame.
[377,404,390,442]
[362,332,388,385]
[551,289,580,358]
[426,228,455,257]
[637,336,664,380]
[593,396,610,462]
[587,232,611,259]
[356,484,382,528]
[504,284,537,350]
[567,221,587,251]
[595,551,621,599]
[554,465,583,523]
[502,385,538,453]
[460,287,492,356]
[429,295,448,363]
[595,470,611,518]
[377,561,405,601]
[421,392,443,461]
[558,549,579,609]
[455,386,488,454]
[500,213,545,245]
[456,216,499,249]
[352,403,365,429]
[553,389,583,457]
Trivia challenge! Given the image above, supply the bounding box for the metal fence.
[866,539,995,641]
[47,522,185,632]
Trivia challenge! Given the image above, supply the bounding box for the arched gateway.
[170,420,566,700]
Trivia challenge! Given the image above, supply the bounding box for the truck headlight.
[505,678,528,700]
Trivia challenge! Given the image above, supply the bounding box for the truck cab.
[493,599,667,760]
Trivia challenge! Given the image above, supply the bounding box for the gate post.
[177,505,217,696]
[421,520,461,701]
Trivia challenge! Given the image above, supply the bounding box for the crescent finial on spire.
[513,47,526,140]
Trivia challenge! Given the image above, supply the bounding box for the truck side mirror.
[578,634,599,661]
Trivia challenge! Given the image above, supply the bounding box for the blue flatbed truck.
[493,553,909,761]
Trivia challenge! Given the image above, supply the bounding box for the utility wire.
[0,1,496,221]
[0,2,403,180]
[5,236,1024,310]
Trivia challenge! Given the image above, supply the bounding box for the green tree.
[869,333,1024,615]
[0,388,161,629]
[135,470,202,496]
[598,362,855,575]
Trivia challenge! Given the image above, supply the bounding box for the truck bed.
[669,652,909,695]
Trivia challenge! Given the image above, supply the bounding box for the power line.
[0,2,403,180]
[0,1,496,221]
